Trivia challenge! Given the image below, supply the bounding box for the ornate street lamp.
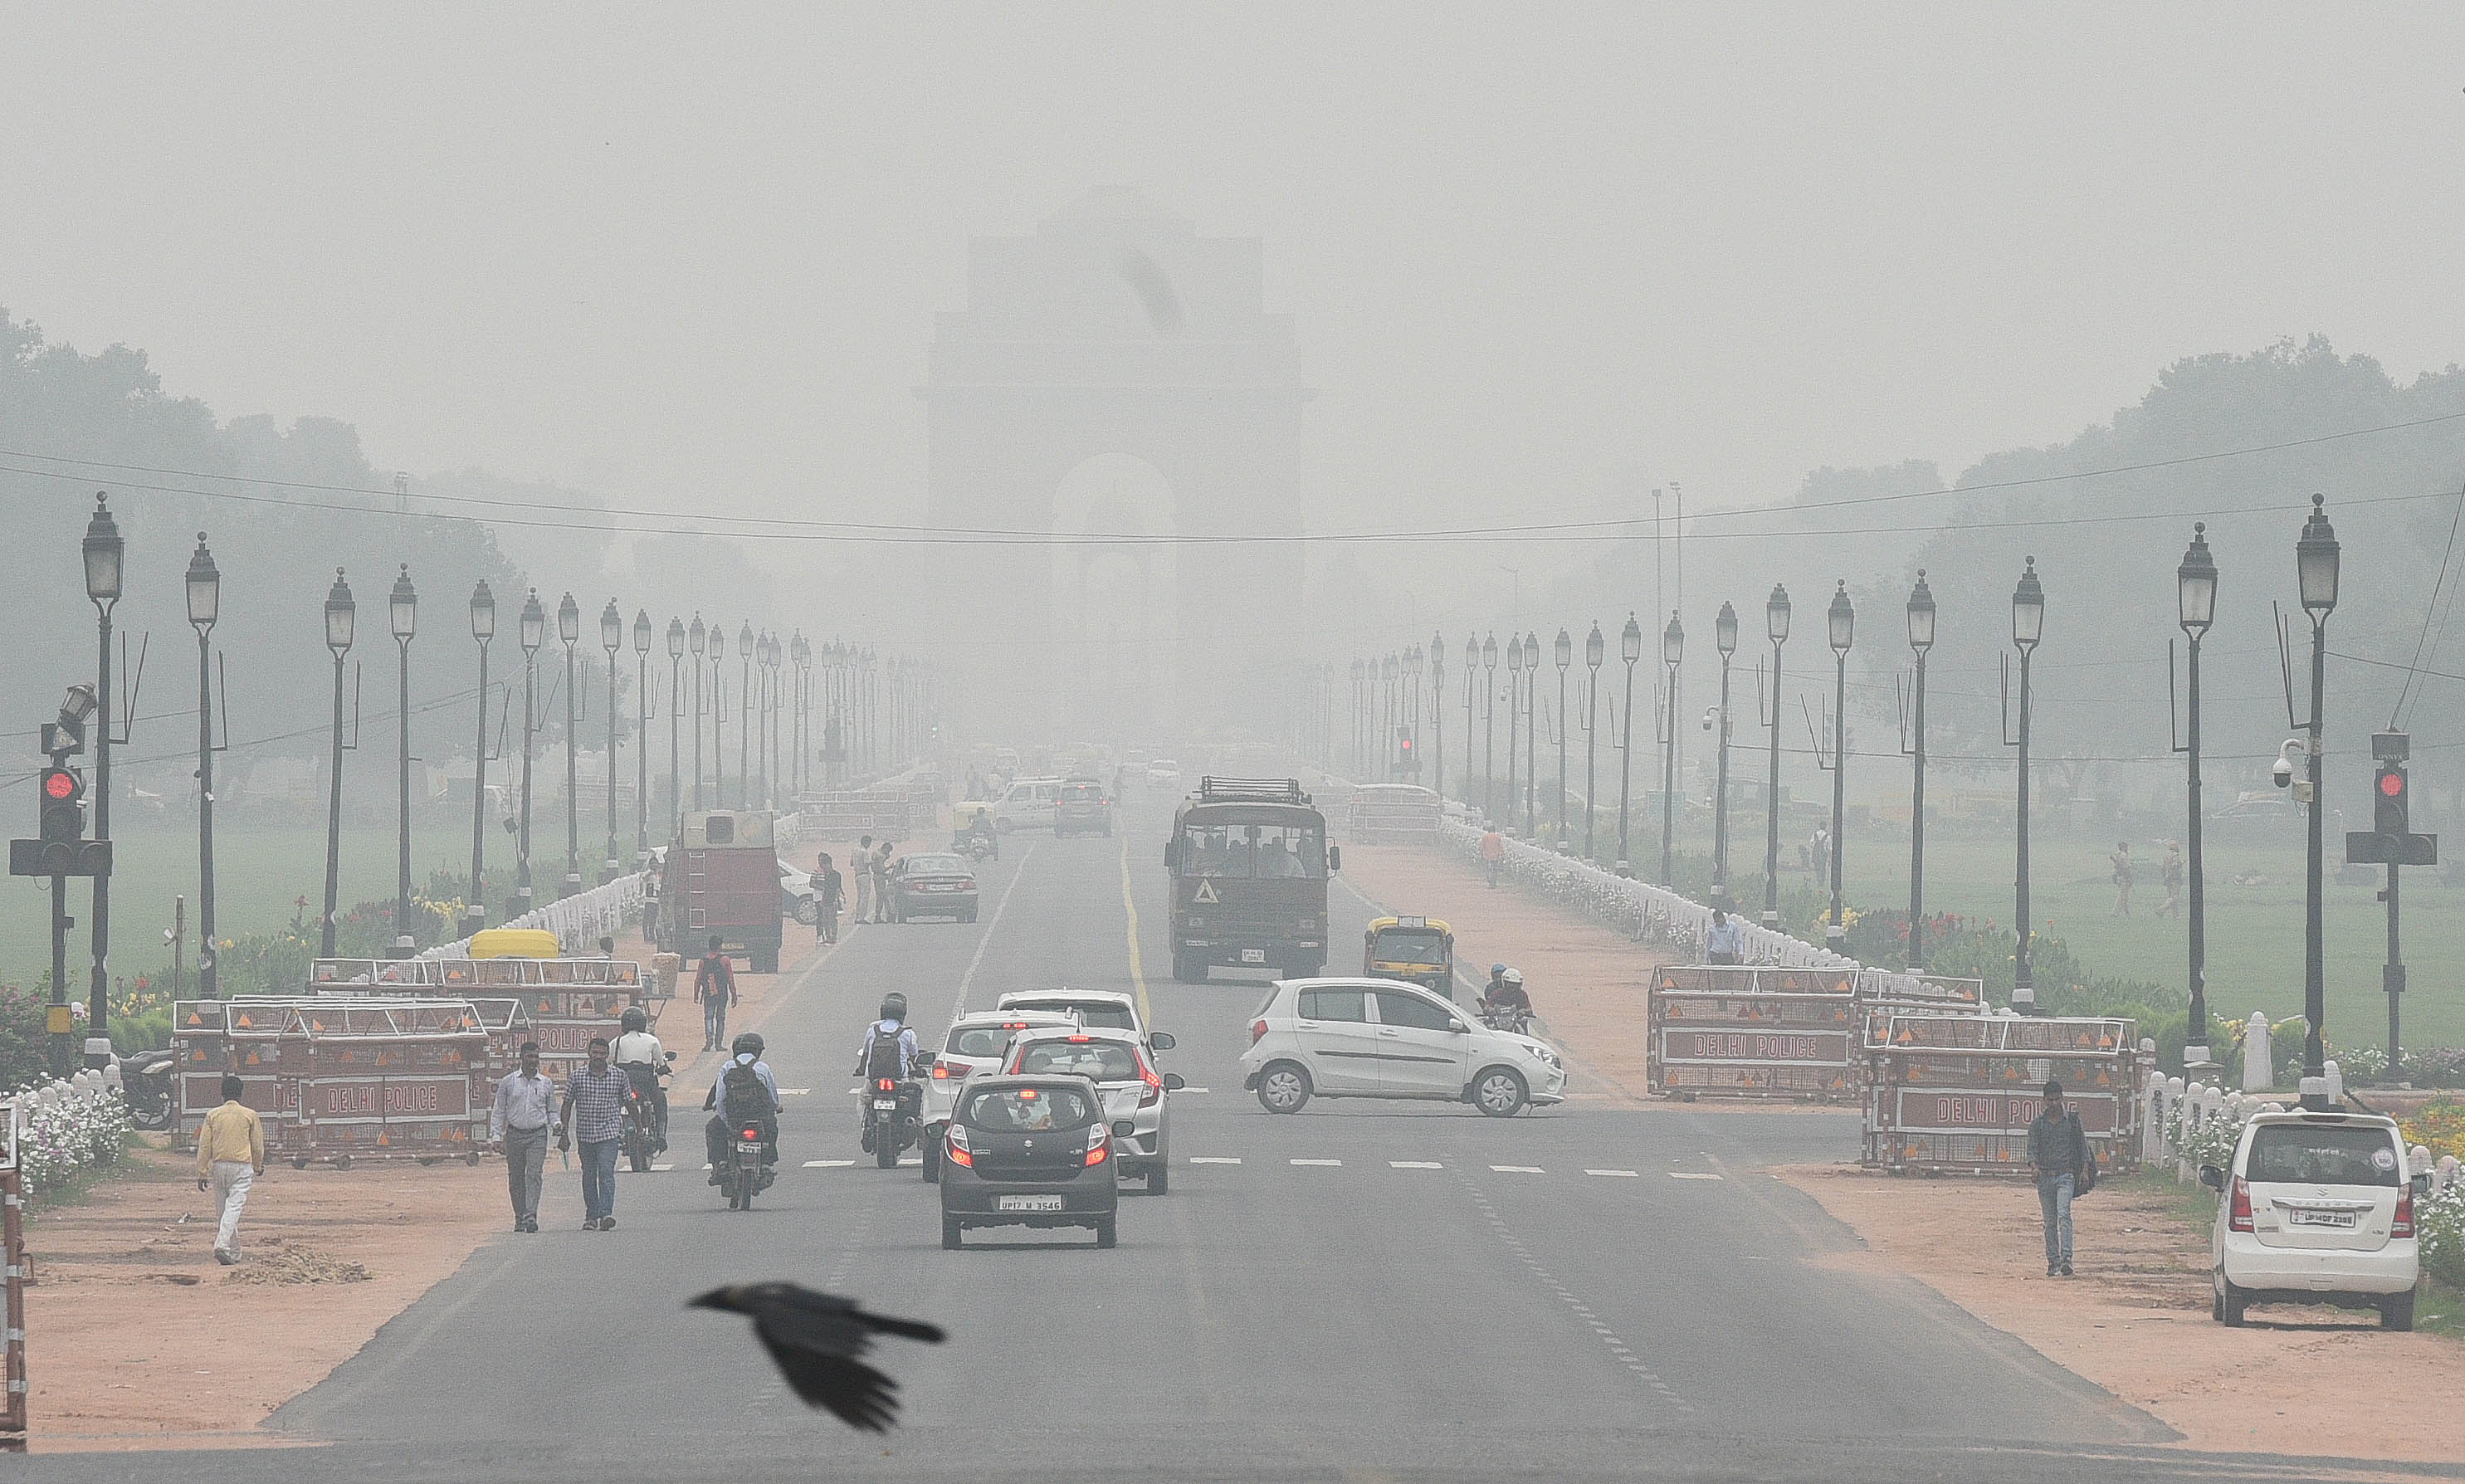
[1428,633,1446,799]
[1762,585,1790,930]
[464,581,495,938]
[1824,582,1854,954]
[2295,498,2339,1106]
[688,614,706,810]
[1505,635,1524,824]
[514,588,544,919]
[1584,622,1603,860]
[320,569,357,955]
[1554,629,1572,846]
[1521,632,1540,837]
[2177,525,2218,1068]
[186,534,222,995]
[1905,573,1935,968]
[2009,559,2046,1011]
[1616,613,1642,876]
[738,621,755,808]
[1661,613,1683,886]
[558,592,582,898]
[602,599,623,882]
[632,608,652,865]
[667,617,687,834]
[389,566,418,956]
[81,495,124,1057]
[1481,632,1500,823]
[1711,602,1737,901]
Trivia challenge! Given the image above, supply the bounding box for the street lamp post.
[558,593,582,899]
[710,622,727,809]
[1661,613,1683,886]
[320,569,357,956]
[2176,525,2218,1068]
[2295,496,2339,1108]
[465,582,494,938]
[738,622,754,808]
[1349,657,1364,775]
[1584,622,1603,861]
[514,589,544,920]
[2009,559,2045,1011]
[689,615,705,810]
[632,610,652,865]
[81,495,124,1056]
[667,618,686,833]
[1462,633,1477,812]
[1764,586,1790,930]
[1905,574,1935,968]
[1616,613,1641,876]
[1555,629,1571,847]
[1429,633,1446,799]
[1825,582,1854,954]
[1481,632,1499,823]
[186,534,221,996]
[389,566,418,957]
[1522,632,1540,837]
[1711,603,1737,899]
[1505,636,1522,829]
[602,600,622,883]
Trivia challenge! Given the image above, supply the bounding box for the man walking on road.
[696,935,738,1052]
[815,851,844,945]
[1480,823,1505,888]
[2027,1079,2090,1277]
[560,1036,629,1231]
[1704,905,1745,965]
[491,1041,557,1233]
[195,1074,265,1266]
[852,835,876,923]
[871,839,896,922]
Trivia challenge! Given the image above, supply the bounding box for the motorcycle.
[861,1076,921,1169]
[1479,1003,1538,1037]
[120,1048,178,1131]
[621,1052,676,1174]
[724,1122,767,1211]
[957,832,996,862]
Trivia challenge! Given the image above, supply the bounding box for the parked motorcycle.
[621,1052,676,1174]
[861,1076,920,1169]
[724,1123,767,1211]
[120,1048,178,1131]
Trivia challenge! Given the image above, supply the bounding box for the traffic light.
[37,765,84,842]
[2375,761,2409,836]
[1395,727,1416,774]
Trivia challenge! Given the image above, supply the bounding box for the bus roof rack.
[1197,776,1312,806]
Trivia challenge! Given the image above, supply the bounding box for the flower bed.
[12,1074,131,1198]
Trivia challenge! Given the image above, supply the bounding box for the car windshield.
[2248,1124,2402,1187]
[902,855,969,875]
[1060,783,1105,802]
[1174,821,1326,878]
[1369,928,1447,964]
[1013,1039,1143,1081]
[1008,999,1136,1031]
[962,1086,1096,1130]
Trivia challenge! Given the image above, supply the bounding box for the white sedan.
[1239,977,1565,1117]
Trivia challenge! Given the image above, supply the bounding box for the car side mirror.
[2198,1164,2224,1191]
[1327,845,1342,873]
[1447,1020,1469,1034]
[1163,842,1178,870]
[1163,1072,1186,1091]
[1147,1031,1176,1052]
[2413,1171,2433,1197]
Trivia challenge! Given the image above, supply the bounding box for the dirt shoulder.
[26,915,837,1452]
[1779,1164,2465,1464]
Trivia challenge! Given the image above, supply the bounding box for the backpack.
[721,1060,774,1122]
[863,1024,907,1082]
[2071,1111,2099,1194]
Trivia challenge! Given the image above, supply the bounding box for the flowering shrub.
[2167,1100,2248,1174]
[14,1079,129,1196]
[2419,1179,2465,1289]
[2403,1047,2465,1091]
[2402,1099,2465,1164]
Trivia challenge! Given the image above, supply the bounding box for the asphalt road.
[22,790,2463,1484]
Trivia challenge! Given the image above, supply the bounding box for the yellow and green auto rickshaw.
[1363,915,1453,993]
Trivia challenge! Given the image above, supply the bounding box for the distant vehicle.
[1363,915,1453,995]
[654,811,784,973]
[1145,759,1182,785]
[1054,779,1113,837]
[1240,977,1565,1118]
[1163,777,1337,981]
[2213,791,2298,823]
[988,776,1064,832]
[1003,1028,1183,1193]
[920,1010,1081,1180]
[939,1076,1120,1250]
[779,862,820,925]
[888,852,979,923]
[2202,1108,2423,1330]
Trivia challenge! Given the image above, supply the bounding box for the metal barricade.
[1862,1013,2145,1175]
[1345,784,1442,845]
[173,997,491,1168]
[1647,964,1861,1101]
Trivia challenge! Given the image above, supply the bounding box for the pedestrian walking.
[696,935,739,1051]
[490,1041,557,1233]
[194,1074,266,1266]
[815,852,844,944]
[2109,841,2134,917]
[852,835,876,923]
[1480,823,1506,888]
[560,1036,630,1231]
[1703,905,1745,965]
[2026,1079,2091,1277]
[871,840,896,922]
[2157,841,2184,920]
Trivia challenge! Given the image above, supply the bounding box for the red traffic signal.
[41,769,78,802]
[2375,763,2409,835]
[37,766,85,843]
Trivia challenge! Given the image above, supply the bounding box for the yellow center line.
[1120,833,1152,1028]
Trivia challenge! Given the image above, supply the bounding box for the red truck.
[653,810,784,974]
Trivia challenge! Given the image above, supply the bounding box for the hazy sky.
[6,4,2463,532]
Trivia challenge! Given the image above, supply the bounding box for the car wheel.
[1257,1062,1311,1114]
[1472,1067,1528,1117]
[876,1135,900,1169]
[793,897,818,925]
[1095,1216,1117,1249]
[2382,1291,2417,1331]
[942,1215,963,1250]
[2218,1272,2248,1326]
[960,909,978,923]
[2210,1270,2226,1323]
[921,1135,941,1183]
[1148,1161,1169,1196]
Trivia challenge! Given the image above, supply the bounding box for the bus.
[1163,778,1340,983]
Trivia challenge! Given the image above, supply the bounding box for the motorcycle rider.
[610,1005,669,1154]
[1478,966,1532,1028]
[966,807,998,861]
[852,993,924,1150]
[703,1032,780,1189]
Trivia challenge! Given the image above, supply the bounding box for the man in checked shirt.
[559,1037,632,1231]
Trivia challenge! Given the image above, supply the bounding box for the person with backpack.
[703,1032,780,1189]
[2025,1078,2095,1277]
[852,993,923,1141]
[694,935,738,1052]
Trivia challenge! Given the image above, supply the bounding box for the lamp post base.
[458,907,487,940]
[561,871,584,900]
[1613,860,1632,879]
[388,935,415,961]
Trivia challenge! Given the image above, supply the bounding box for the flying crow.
[690,1284,947,1431]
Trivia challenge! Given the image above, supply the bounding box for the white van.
[989,776,1064,832]
[2202,1108,2424,1330]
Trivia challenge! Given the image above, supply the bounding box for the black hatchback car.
[940,1076,1119,1249]
[888,852,979,923]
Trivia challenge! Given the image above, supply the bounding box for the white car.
[1146,759,1182,784]
[2201,1108,2424,1330]
[919,1009,1079,1180]
[988,776,1064,832]
[1002,1028,1183,1193]
[1239,977,1565,1117]
[993,989,1178,1057]
[779,862,820,925]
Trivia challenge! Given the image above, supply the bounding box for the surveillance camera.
[2272,756,2293,788]
[1701,707,1716,731]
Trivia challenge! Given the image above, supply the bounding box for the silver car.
[919,1009,1078,1181]
[1001,1028,1183,1194]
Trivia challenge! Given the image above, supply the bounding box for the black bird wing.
[741,1287,948,1432]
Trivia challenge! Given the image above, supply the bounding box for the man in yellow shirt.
[194,1075,266,1267]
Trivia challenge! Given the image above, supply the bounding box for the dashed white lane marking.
[1491,1164,1545,1174]
[1189,1156,1242,1164]
[777,1088,811,1096]
[1457,1172,1691,1413]
[1585,1169,1638,1178]
[803,1159,857,1169]
[650,1164,675,1172]
[1669,1172,1723,1180]
[1291,1158,1342,1167]
[1177,1088,1211,1094]
[1391,1160,1442,1169]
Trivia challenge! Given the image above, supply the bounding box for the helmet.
[1491,963,1508,979]
[620,1006,647,1034]
[1501,968,1523,987]
[730,1032,764,1059]
[878,992,909,1024]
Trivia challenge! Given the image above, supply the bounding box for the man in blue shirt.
[559,1037,631,1231]
[1704,906,1745,965]
[705,1032,781,1188]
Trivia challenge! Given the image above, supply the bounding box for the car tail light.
[1137,1057,1163,1108]
[1085,1125,1110,1166]
[2228,1175,2254,1233]
[930,1063,950,1080]
[945,1125,973,1167]
[2394,1188,2414,1240]
[1066,1034,1091,1043]
[1250,1019,1269,1046]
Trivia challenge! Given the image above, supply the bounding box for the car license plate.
[872,1099,898,1111]
[2288,1208,2357,1228]
[996,1194,1064,1212]
[1242,949,1267,964]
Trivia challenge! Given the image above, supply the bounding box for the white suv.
[2201,1108,2424,1330]
[1239,977,1566,1117]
